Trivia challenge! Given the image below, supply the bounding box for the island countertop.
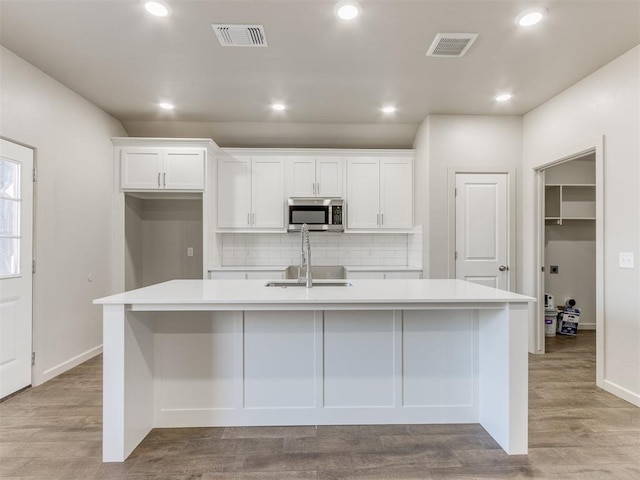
[94,278,534,310]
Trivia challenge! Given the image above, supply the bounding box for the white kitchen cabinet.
[252,157,285,229]
[346,270,422,280]
[347,158,380,229]
[347,157,413,230]
[288,157,343,197]
[218,156,251,229]
[209,269,286,280]
[218,155,285,231]
[121,148,205,191]
[380,158,413,229]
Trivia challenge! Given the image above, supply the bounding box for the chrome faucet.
[299,223,312,288]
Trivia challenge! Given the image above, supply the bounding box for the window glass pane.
[0,160,20,199]
[0,199,20,236]
[0,237,19,276]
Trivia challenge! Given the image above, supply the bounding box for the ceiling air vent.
[426,33,478,57]
[212,24,268,47]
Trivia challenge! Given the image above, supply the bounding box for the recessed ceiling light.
[159,102,174,110]
[143,0,171,17]
[495,93,512,102]
[334,0,362,20]
[381,106,397,114]
[271,103,286,111]
[515,7,547,27]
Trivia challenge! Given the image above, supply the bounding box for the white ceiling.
[1,0,639,147]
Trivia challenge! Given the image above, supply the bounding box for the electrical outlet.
[550,265,559,274]
[619,252,634,269]
[187,247,194,257]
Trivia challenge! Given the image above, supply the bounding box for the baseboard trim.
[33,345,103,386]
[578,323,596,330]
[603,379,640,407]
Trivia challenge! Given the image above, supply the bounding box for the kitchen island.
[94,279,534,462]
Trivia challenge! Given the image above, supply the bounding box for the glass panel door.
[0,159,21,277]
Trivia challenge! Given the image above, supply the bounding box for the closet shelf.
[545,183,595,224]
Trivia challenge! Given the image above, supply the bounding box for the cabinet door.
[346,271,385,279]
[380,158,413,229]
[163,150,205,190]
[385,271,422,279]
[347,158,380,229]
[218,156,251,229]
[121,149,162,190]
[316,157,343,197]
[246,271,286,280]
[210,271,247,280]
[288,157,316,197]
[252,157,285,230]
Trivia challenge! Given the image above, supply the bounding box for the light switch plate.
[619,252,634,269]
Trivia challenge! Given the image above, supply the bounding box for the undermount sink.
[265,281,353,288]
[285,265,346,280]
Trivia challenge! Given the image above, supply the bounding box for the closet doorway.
[535,143,604,387]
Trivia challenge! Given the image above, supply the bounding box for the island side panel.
[478,303,528,455]
[402,310,477,419]
[324,310,397,409]
[243,311,318,411]
[102,306,154,462]
[154,311,240,426]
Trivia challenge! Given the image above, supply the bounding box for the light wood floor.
[1,330,639,479]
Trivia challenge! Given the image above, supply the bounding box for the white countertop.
[94,279,534,310]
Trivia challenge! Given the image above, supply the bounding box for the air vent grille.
[426,33,478,57]
[212,24,267,47]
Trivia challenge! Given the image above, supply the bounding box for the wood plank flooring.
[1,330,639,479]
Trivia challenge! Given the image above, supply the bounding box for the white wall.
[545,222,596,327]
[140,199,203,287]
[522,45,640,406]
[413,115,523,282]
[0,46,127,385]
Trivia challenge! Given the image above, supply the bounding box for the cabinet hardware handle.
[376,213,380,226]
[252,213,255,225]
[381,213,384,226]
[157,173,161,187]
[163,173,166,187]
[316,183,320,194]
[499,265,509,271]
[312,183,315,195]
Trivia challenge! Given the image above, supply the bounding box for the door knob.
[499,265,509,272]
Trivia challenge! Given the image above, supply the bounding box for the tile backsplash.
[221,232,415,267]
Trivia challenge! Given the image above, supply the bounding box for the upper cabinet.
[287,157,343,197]
[217,148,413,233]
[347,157,413,231]
[218,155,285,231]
[120,147,205,191]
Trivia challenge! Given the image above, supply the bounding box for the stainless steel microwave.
[287,198,344,232]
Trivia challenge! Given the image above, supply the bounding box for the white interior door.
[0,139,33,398]
[455,173,508,289]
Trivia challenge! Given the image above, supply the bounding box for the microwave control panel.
[332,205,343,225]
